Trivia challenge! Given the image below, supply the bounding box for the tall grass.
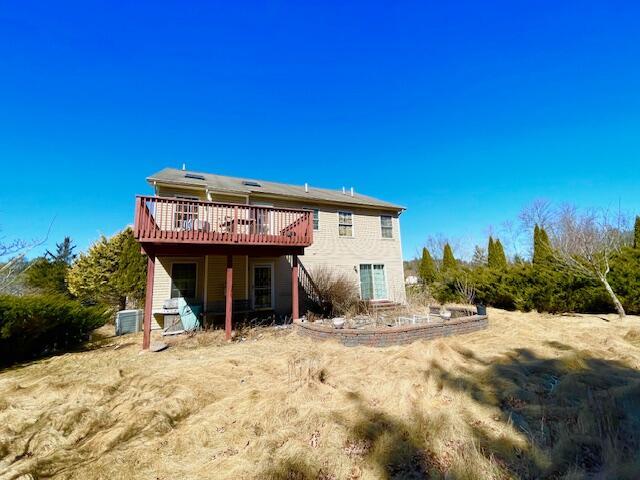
[0,309,639,479]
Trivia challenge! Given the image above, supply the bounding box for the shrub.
[0,295,109,366]
[310,266,359,317]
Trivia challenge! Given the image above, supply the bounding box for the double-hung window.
[313,209,319,230]
[380,215,393,238]
[338,211,353,237]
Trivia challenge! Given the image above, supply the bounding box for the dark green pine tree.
[418,247,437,284]
[487,236,495,264]
[487,236,496,268]
[488,236,507,268]
[442,243,457,272]
[634,216,640,249]
[533,225,552,264]
[494,239,508,268]
[46,237,77,265]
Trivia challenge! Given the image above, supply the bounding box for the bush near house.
[0,295,109,366]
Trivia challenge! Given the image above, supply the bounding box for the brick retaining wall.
[295,312,488,347]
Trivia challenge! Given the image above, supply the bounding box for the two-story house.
[134,168,406,349]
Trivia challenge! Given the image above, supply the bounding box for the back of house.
[133,167,405,342]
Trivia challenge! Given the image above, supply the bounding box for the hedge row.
[0,295,109,366]
[431,247,640,315]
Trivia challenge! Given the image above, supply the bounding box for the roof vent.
[304,183,309,193]
[243,180,261,187]
[350,187,354,197]
[184,173,205,180]
[342,186,346,194]
[182,163,186,171]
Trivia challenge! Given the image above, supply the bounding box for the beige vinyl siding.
[299,205,405,303]
[157,186,206,200]
[153,255,248,312]
[151,256,206,312]
[149,189,406,314]
[211,193,247,204]
[205,255,248,309]
[250,194,405,304]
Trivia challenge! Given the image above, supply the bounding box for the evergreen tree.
[494,239,508,268]
[533,224,552,264]
[487,236,496,268]
[68,227,147,310]
[471,245,487,267]
[634,216,640,249]
[418,247,437,284]
[487,237,495,264]
[442,243,457,272]
[46,237,76,265]
[25,257,69,294]
[488,236,507,268]
[25,237,77,295]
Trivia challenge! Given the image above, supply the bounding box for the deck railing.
[134,195,313,246]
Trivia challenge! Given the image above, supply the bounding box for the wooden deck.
[133,195,313,247]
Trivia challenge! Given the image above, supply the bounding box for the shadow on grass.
[262,344,640,479]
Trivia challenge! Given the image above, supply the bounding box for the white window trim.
[170,261,199,300]
[337,210,354,238]
[380,215,394,239]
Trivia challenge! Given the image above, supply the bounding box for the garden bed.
[295,306,488,347]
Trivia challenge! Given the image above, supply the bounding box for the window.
[313,209,319,230]
[171,263,197,299]
[338,211,353,237]
[173,196,198,230]
[381,215,393,238]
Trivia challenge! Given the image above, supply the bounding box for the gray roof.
[147,168,405,211]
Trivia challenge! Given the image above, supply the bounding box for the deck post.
[142,250,155,350]
[225,255,233,340]
[291,254,299,320]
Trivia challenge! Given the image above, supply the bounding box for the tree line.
[414,208,640,318]
[0,227,147,365]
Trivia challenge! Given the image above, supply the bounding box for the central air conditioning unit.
[115,309,144,336]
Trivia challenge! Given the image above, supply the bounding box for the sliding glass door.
[359,264,387,300]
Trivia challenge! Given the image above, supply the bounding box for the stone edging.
[294,310,488,347]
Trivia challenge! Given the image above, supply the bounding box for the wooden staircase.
[294,259,325,314]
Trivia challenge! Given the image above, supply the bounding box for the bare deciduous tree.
[455,274,476,305]
[0,224,51,294]
[425,234,462,261]
[547,206,627,318]
[519,198,554,232]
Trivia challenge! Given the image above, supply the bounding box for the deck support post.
[225,255,233,340]
[142,250,155,350]
[291,254,299,320]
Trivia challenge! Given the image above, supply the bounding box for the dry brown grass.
[1,309,640,479]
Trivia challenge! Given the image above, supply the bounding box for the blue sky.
[1,1,639,261]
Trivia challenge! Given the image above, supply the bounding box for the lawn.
[1,309,640,479]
